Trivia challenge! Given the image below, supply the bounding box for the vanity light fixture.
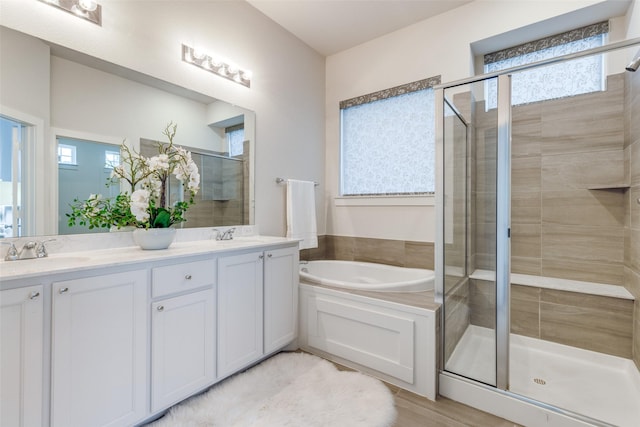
[182,44,252,88]
[39,0,102,26]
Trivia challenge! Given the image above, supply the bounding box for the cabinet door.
[51,270,147,427]
[151,288,215,412]
[264,246,299,354]
[0,285,44,427]
[217,251,263,379]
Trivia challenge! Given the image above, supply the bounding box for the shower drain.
[533,378,546,385]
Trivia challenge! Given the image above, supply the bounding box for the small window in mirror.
[105,150,120,169]
[227,126,244,157]
[58,144,77,165]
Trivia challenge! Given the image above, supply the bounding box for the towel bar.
[276,177,319,186]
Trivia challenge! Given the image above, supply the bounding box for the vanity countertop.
[0,236,298,282]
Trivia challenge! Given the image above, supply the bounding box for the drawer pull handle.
[157,305,164,312]
[267,253,273,258]
[185,274,192,280]
[259,255,264,259]
[59,287,69,294]
[29,291,40,300]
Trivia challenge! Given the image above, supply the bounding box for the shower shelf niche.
[587,182,630,190]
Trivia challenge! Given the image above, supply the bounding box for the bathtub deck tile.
[325,235,356,261]
[404,241,435,270]
[306,283,440,311]
[354,237,406,267]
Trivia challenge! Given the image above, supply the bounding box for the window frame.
[104,150,120,169]
[57,143,77,165]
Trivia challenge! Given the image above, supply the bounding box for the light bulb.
[192,48,206,60]
[227,64,238,76]
[78,0,98,12]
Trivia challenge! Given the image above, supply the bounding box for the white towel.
[286,179,318,250]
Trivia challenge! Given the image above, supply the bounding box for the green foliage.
[66,122,200,231]
[66,193,137,230]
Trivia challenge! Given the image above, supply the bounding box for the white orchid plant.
[67,122,200,230]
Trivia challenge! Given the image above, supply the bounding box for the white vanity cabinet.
[0,284,44,427]
[263,246,299,354]
[217,251,264,379]
[0,236,299,427]
[50,270,147,427]
[150,259,216,413]
[217,245,298,379]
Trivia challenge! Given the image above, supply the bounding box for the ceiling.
[245,0,473,56]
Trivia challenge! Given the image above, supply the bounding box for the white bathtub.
[299,260,434,292]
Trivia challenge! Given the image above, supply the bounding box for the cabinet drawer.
[152,259,216,297]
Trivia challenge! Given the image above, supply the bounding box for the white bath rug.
[148,352,397,427]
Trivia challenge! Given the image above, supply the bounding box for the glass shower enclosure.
[435,39,640,427]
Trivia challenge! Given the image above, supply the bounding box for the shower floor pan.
[445,325,640,427]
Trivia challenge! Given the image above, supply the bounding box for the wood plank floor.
[331,359,521,427]
[389,384,521,427]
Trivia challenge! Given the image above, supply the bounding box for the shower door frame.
[494,74,511,391]
[434,73,511,390]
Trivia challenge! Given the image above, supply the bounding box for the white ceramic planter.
[132,228,176,250]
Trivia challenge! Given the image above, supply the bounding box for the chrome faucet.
[212,227,236,241]
[2,239,54,261]
[1,242,18,261]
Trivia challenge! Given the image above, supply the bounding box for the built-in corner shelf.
[587,183,630,190]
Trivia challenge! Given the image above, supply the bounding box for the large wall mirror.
[0,26,255,239]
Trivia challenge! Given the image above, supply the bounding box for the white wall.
[0,27,50,122]
[626,0,640,39]
[0,0,326,237]
[51,56,216,152]
[325,0,637,243]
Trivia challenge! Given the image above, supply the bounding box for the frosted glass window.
[227,127,244,157]
[340,88,435,195]
[485,34,605,109]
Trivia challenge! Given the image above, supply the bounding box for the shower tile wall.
[468,280,633,358]
[624,67,640,370]
[488,73,626,285]
[473,76,626,281]
[469,73,636,360]
[510,283,633,358]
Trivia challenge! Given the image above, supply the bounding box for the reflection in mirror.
[58,137,121,234]
[0,116,26,238]
[0,26,255,238]
[140,133,250,228]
